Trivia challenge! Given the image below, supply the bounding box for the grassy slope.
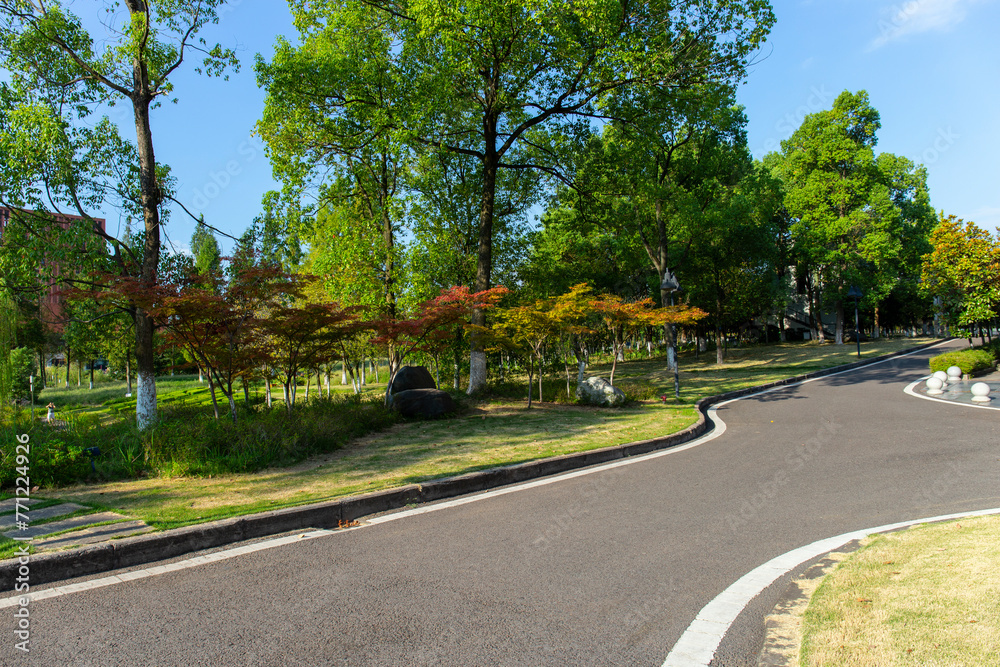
[801,515,1000,666]
[44,338,936,529]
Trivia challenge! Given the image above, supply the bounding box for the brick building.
[0,207,107,330]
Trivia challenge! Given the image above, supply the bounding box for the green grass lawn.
[801,515,1000,666]
[28,337,937,530]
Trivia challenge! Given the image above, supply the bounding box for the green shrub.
[928,349,996,375]
[143,395,400,476]
[6,348,36,402]
[0,429,92,489]
[487,377,578,404]
[1,393,401,488]
[615,379,661,402]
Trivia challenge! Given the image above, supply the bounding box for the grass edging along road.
[0,338,946,587]
[800,514,1000,666]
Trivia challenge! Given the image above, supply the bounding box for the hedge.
[928,349,996,375]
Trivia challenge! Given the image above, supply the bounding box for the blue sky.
[91,0,1000,253]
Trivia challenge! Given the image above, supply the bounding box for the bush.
[928,349,996,375]
[5,348,36,402]
[614,379,661,402]
[143,395,400,476]
[0,394,402,488]
[0,427,92,489]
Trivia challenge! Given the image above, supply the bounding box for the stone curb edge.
[1,339,947,589]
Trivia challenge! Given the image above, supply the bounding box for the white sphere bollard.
[946,366,963,383]
[925,377,945,395]
[932,371,949,384]
[971,382,992,402]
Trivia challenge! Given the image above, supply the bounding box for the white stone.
[925,377,944,395]
[946,366,963,382]
[971,382,992,402]
[932,371,949,384]
[576,377,626,407]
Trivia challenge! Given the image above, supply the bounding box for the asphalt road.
[4,339,999,667]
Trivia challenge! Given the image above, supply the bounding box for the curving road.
[4,339,999,666]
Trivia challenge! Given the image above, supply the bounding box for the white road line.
[662,506,1000,667]
[0,341,951,621]
[903,377,1000,411]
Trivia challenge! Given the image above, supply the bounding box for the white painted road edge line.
[661,506,1000,667]
[903,377,1000,411]
[0,340,950,614]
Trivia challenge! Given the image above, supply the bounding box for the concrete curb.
[1,339,947,588]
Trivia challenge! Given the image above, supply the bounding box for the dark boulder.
[391,388,457,419]
[390,365,436,394]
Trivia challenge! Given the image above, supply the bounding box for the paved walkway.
[5,339,998,667]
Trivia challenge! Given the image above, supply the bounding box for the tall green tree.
[921,214,999,334]
[260,0,775,393]
[769,90,935,343]
[191,224,221,277]
[0,0,238,428]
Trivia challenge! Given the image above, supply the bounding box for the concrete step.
[32,521,154,550]
[0,498,42,514]
[2,511,130,540]
[0,503,86,531]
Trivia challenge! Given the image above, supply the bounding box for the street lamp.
[661,270,681,399]
[847,285,863,358]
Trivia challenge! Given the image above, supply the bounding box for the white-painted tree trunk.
[136,371,157,430]
[467,350,487,395]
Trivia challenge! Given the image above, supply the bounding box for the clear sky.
[95,0,999,254]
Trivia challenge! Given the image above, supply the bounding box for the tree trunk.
[833,300,844,345]
[716,326,725,365]
[265,372,272,408]
[126,357,132,396]
[468,124,498,396]
[609,344,619,386]
[538,357,544,404]
[128,39,162,429]
[242,376,250,405]
[89,360,94,390]
[341,364,347,385]
[206,371,220,420]
[526,357,533,409]
[65,347,70,387]
[873,307,881,339]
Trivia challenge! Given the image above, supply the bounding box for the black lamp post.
[847,285,863,358]
[661,271,681,399]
